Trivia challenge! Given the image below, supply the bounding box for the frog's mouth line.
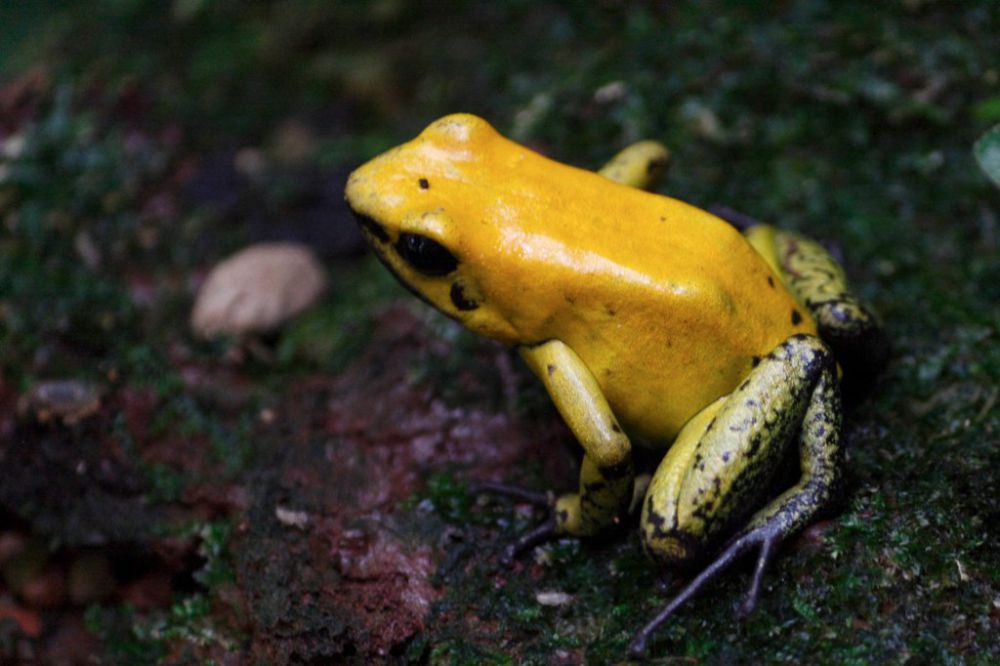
[351,210,390,243]
[350,209,462,319]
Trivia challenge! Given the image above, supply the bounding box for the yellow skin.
[345,114,884,655]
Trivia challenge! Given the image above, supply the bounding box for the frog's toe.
[628,529,778,658]
[469,481,562,564]
[468,480,552,508]
[736,530,778,619]
[500,517,558,565]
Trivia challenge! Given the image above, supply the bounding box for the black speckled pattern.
[641,334,841,566]
[775,230,888,373]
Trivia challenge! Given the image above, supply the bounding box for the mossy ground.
[0,1,997,663]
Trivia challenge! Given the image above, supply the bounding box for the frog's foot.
[469,481,560,564]
[501,518,558,565]
[500,483,633,565]
[628,527,778,658]
[598,141,670,190]
[470,471,635,564]
[633,334,842,657]
[468,480,552,508]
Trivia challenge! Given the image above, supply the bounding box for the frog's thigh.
[519,341,634,537]
[747,225,886,370]
[641,334,842,566]
[598,141,670,191]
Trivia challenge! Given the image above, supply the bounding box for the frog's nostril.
[352,211,390,243]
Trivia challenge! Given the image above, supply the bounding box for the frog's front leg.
[598,141,670,191]
[630,333,841,657]
[519,340,634,537]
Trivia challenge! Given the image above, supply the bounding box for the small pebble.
[17,380,102,425]
[535,590,574,607]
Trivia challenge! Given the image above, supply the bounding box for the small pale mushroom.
[190,242,327,339]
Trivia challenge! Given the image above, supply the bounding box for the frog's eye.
[395,233,458,276]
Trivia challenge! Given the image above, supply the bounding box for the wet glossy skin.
[345,114,884,655]
[345,115,816,444]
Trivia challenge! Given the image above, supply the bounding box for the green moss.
[192,521,236,588]
[276,257,398,373]
[421,473,476,524]
[3,0,999,662]
[85,594,237,665]
[82,520,239,662]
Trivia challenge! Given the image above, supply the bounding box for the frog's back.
[436,115,814,335]
[522,185,815,444]
[399,114,797,314]
[439,117,817,442]
[361,114,816,442]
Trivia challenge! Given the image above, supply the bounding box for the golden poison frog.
[345,114,885,655]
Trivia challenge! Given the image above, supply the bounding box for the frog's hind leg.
[745,225,888,380]
[631,334,842,657]
[598,141,670,190]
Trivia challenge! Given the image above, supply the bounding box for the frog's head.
[345,114,518,342]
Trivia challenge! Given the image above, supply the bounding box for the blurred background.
[0,1,997,663]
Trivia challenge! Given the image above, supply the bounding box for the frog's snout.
[344,168,363,203]
[345,169,391,245]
